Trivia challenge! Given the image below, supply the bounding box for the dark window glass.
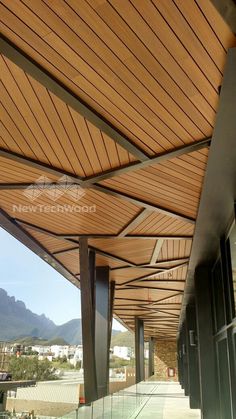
[217,337,233,419]
[229,223,236,315]
[212,259,226,331]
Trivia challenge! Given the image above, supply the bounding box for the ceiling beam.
[117,286,183,293]
[0,208,79,287]
[83,137,211,185]
[0,149,83,184]
[111,258,190,270]
[209,0,236,33]
[14,218,192,241]
[120,262,188,285]
[89,245,135,267]
[14,218,135,267]
[147,292,182,305]
[0,35,148,162]
[125,285,184,293]
[55,244,135,267]
[138,258,190,267]
[117,209,150,237]
[150,239,164,264]
[92,184,195,224]
[1,179,196,223]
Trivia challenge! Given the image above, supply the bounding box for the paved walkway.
[132,382,201,419]
[77,380,201,418]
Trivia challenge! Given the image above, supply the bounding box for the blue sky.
[0,227,125,330]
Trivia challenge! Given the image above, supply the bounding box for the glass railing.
[61,380,158,419]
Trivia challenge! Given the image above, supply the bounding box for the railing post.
[135,317,144,383]
[148,337,155,377]
[95,266,111,399]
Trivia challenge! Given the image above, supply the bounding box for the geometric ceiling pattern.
[0,0,235,339]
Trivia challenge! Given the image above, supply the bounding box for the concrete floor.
[132,382,201,419]
[77,380,201,418]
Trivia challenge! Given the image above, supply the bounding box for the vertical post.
[108,281,115,387]
[148,337,155,377]
[182,323,189,396]
[108,281,115,349]
[95,266,110,399]
[185,304,201,409]
[135,317,144,383]
[177,335,183,388]
[79,238,97,403]
[195,265,219,419]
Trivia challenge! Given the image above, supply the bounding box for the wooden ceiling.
[0,0,235,340]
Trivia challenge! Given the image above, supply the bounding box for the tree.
[9,356,57,381]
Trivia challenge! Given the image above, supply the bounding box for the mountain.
[11,336,69,346]
[111,330,134,348]
[0,288,123,345]
[0,288,82,343]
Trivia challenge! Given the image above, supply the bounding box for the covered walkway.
[1,1,236,417]
[132,382,200,419]
[77,380,201,418]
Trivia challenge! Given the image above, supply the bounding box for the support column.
[177,335,184,388]
[108,281,115,350]
[95,266,110,399]
[79,239,115,402]
[148,337,155,377]
[182,323,189,396]
[135,317,144,383]
[195,265,219,419]
[185,304,201,409]
[79,238,97,403]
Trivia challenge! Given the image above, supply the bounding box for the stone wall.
[154,340,178,381]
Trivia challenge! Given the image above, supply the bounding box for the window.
[229,222,236,314]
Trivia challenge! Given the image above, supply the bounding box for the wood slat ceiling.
[0,55,136,176]
[1,0,235,155]
[0,0,235,338]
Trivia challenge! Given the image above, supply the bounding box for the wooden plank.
[153,0,222,88]
[112,0,218,112]
[97,0,214,131]
[83,138,210,185]
[0,34,148,161]
[28,0,201,146]
[93,184,196,223]
[150,239,164,264]
[72,0,211,135]
[0,189,139,235]
[100,179,199,219]
[118,209,150,237]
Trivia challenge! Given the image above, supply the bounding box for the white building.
[69,345,83,367]
[113,346,132,360]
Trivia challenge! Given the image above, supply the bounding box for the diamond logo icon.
[67,184,86,202]
[23,184,43,202]
[45,184,64,201]
[23,175,86,202]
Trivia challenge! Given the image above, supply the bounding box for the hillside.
[111,330,134,348]
[11,336,69,346]
[0,288,124,345]
[0,288,82,343]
